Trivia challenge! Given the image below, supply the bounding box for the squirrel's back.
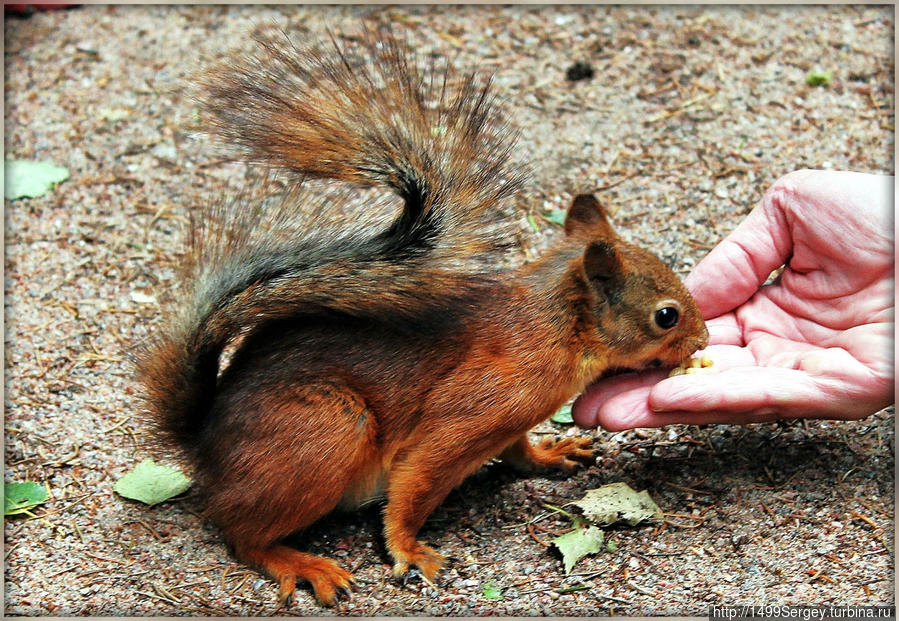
[136,29,525,448]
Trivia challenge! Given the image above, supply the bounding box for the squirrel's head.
[564,194,709,371]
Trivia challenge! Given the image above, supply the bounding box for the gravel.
[5,5,894,616]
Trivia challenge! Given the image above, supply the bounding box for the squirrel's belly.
[336,455,391,510]
[338,478,386,510]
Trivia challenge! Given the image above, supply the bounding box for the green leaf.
[557,585,591,594]
[552,525,604,574]
[114,459,191,506]
[551,404,574,425]
[482,581,503,600]
[527,214,540,233]
[571,482,662,526]
[4,481,49,516]
[543,208,567,226]
[4,159,70,200]
[805,69,832,87]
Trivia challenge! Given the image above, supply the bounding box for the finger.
[572,370,668,428]
[648,365,865,419]
[572,344,751,428]
[704,314,743,346]
[685,180,794,319]
[688,170,893,320]
[591,385,658,431]
[642,400,884,429]
[587,382,783,430]
[776,170,893,279]
[615,407,786,428]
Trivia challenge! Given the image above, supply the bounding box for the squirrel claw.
[391,561,410,579]
[418,572,438,590]
[535,436,595,472]
[310,564,355,606]
[268,558,354,608]
[276,579,295,610]
[390,542,445,584]
[392,564,439,591]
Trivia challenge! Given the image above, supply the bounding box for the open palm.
[573,170,894,430]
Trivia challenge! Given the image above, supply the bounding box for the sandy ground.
[4,5,894,616]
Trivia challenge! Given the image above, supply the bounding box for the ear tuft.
[583,240,624,283]
[564,194,616,238]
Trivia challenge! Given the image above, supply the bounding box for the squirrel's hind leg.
[233,543,354,607]
[202,380,378,606]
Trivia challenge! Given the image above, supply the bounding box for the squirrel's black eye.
[654,306,680,330]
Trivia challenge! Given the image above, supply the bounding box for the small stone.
[566,61,594,82]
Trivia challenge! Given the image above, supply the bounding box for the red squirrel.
[136,30,709,606]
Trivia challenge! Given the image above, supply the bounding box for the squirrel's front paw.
[391,541,445,584]
[533,436,594,472]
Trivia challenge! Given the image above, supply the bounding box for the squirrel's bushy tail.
[137,29,523,447]
[201,29,521,251]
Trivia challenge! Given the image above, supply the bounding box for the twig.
[627,581,654,595]
[662,481,713,495]
[101,416,132,434]
[594,173,639,193]
[646,91,714,123]
[541,502,577,520]
[129,519,166,541]
[527,523,551,547]
[5,542,21,559]
[135,589,179,606]
[45,564,79,579]
[33,492,96,518]
[630,551,658,568]
[85,552,129,566]
[557,585,591,594]
[595,592,633,605]
[850,510,879,529]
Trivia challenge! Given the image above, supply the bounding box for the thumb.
[648,364,878,421]
[648,367,807,413]
[686,173,800,319]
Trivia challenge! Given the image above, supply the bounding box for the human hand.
[573,169,894,430]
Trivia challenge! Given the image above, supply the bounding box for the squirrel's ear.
[583,240,624,284]
[564,194,616,238]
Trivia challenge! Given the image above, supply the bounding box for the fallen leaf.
[551,404,574,424]
[4,481,49,516]
[5,159,70,200]
[552,525,604,574]
[806,69,833,87]
[130,291,157,305]
[482,581,503,600]
[543,208,567,226]
[571,482,662,526]
[100,107,131,122]
[114,459,191,506]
